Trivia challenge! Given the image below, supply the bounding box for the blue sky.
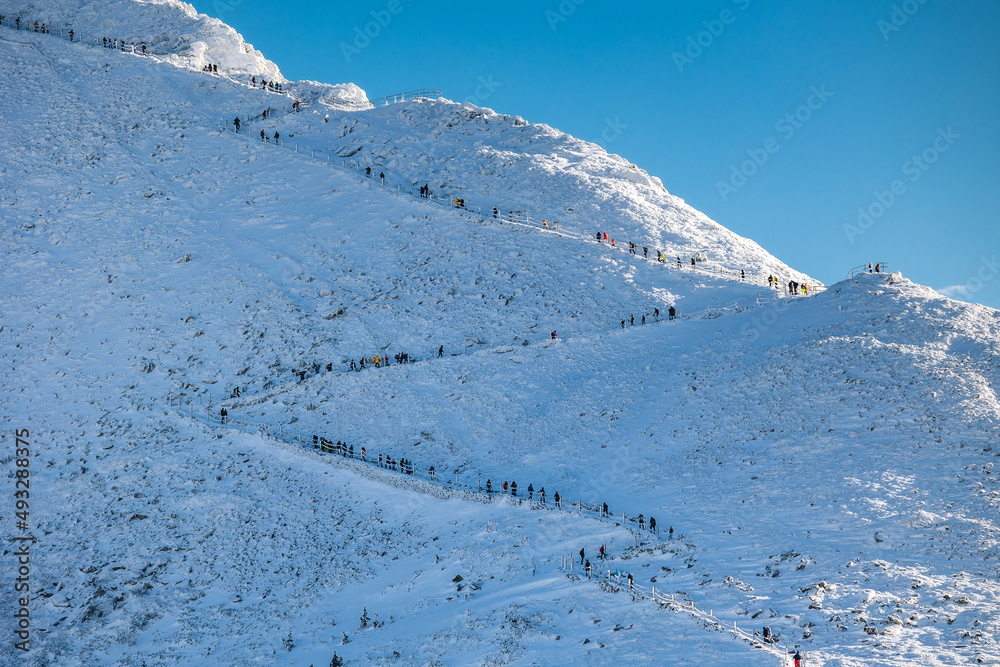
[194,0,1000,309]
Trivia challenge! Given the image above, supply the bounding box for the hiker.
[654,307,659,321]
[502,480,508,493]
[361,446,367,460]
[641,314,646,325]
[875,263,881,273]
[628,573,634,590]
[273,131,279,143]
[630,314,634,326]
[220,407,228,424]
[379,171,385,184]
[868,262,873,273]
[350,359,356,371]
[668,306,676,320]
[510,481,517,496]
[539,487,546,504]
[596,231,602,242]
[438,345,444,358]
[528,483,534,499]
[585,559,592,578]
[554,491,562,508]
[611,238,615,247]
[579,548,585,565]
[69,30,74,41]
[260,129,266,142]
[691,257,696,267]
[142,44,146,55]
[638,514,645,530]
[669,526,673,540]
[598,544,605,559]
[494,207,499,218]
[740,269,745,281]
[378,453,383,467]
[649,516,656,532]
[603,232,608,242]
[429,465,435,480]
[621,319,625,329]
[486,479,493,494]
[234,116,241,132]
[677,256,682,267]
[423,183,429,198]
[602,502,609,517]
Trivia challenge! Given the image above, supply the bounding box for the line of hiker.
[767,275,812,296]
[619,306,677,329]
[5,17,49,34]
[290,349,428,383]
[1,13,153,55]
[596,231,756,283]
[207,398,675,554]
[217,95,795,297]
[312,435,420,475]
[250,76,283,93]
[346,350,413,373]
[101,37,143,54]
[201,63,219,74]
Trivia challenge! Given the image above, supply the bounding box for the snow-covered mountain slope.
[263,98,814,284]
[2,6,999,666]
[1,0,282,77]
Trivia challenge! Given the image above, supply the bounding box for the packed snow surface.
[1,3,999,666]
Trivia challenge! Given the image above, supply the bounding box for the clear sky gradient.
[192,0,1000,309]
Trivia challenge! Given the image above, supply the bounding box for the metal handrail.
[847,262,890,279]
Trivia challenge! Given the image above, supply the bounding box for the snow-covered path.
[2,7,999,665]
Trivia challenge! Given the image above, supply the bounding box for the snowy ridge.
[259,97,817,285]
[1,0,282,76]
[2,5,1000,666]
